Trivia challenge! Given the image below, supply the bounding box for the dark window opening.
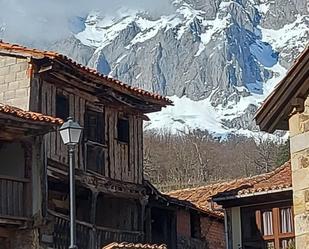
[56,94,69,120]
[86,143,105,175]
[84,109,104,144]
[96,195,139,231]
[190,212,201,239]
[151,207,176,249]
[117,118,129,143]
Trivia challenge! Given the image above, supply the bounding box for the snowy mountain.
[43,0,309,135]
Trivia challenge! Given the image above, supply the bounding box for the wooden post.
[144,205,152,243]
[90,191,98,249]
[139,196,149,239]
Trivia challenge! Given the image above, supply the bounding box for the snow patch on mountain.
[145,62,287,136]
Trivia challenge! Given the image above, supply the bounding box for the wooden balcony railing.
[50,210,144,249]
[0,175,29,218]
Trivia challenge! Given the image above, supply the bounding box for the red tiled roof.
[0,104,63,125]
[0,41,172,106]
[103,242,167,249]
[167,161,291,215]
[144,180,223,219]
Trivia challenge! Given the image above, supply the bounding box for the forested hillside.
[144,130,290,191]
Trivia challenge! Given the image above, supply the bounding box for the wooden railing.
[51,211,144,249]
[0,175,29,218]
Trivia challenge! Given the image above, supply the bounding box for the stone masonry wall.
[289,95,309,249]
[0,54,31,110]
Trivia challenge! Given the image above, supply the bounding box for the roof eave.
[255,45,309,132]
[213,187,293,204]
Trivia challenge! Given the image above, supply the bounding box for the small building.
[212,162,294,249]
[255,44,309,249]
[167,184,229,249]
[147,181,225,249]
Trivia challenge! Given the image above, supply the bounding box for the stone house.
[212,161,294,249]
[255,44,309,249]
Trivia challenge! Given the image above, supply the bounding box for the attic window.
[56,94,69,120]
[117,118,129,143]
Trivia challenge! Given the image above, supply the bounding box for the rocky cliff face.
[51,0,309,135]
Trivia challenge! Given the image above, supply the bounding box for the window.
[84,108,105,175]
[262,210,273,236]
[86,143,105,175]
[117,118,129,143]
[84,109,104,144]
[241,205,295,249]
[56,94,69,120]
[190,212,201,239]
[280,208,293,234]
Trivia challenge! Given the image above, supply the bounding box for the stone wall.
[289,95,309,248]
[0,54,30,110]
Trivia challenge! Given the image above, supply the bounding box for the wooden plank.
[137,118,143,184]
[74,94,79,169]
[108,109,115,179]
[134,117,139,184]
[12,182,17,216]
[41,83,51,159]
[18,182,23,217]
[79,97,85,170]
[50,84,57,160]
[129,116,134,182]
[46,83,53,160]
[120,144,123,181]
[104,109,110,177]
[7,180,12,216]
[0,180,4,215]
[124,144,129,181]
[114,112,120,180]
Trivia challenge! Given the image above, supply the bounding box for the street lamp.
[59,117,83,249]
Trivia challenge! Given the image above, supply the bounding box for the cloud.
[0,0,174,44]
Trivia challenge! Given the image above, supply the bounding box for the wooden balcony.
[51,211,144,249]
[0,175,29,223]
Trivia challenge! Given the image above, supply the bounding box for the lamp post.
[59,117,83,249]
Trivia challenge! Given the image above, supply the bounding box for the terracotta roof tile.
[0,104,63,125]
[0,41,172,106]
[167,161,291,215]
[103,242,167,249]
